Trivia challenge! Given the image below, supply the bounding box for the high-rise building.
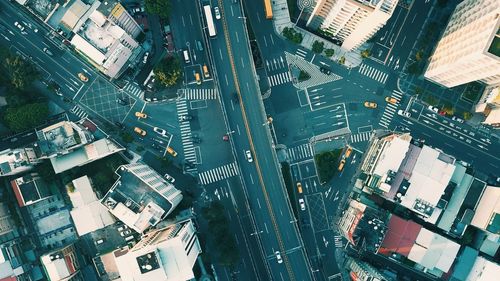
[424,0,500,88]
[306,0,398,50]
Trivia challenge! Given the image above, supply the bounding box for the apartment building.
[306,0,397,50]
[475,85,500,127]
[424,0,500,88]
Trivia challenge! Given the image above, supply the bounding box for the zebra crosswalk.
[176,100,197,172]
[358,64,388,84]
[184,88,217,100]
[334,235,343,248]
[268,72,292,87]
[285,52,342,89]
[295,48,307,59]
[287,143,313,162]
[198,162,239,185]
[379,90,403,128]
[350,132,373,143]
[124,82,144,99]
[70,105,88,120]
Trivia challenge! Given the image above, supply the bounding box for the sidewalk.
[271,1,363,68]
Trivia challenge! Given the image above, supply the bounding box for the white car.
[153,127,167,137]
[245,150,253,162]
[451,116,465,123]
[299,198,306,211]
[143,52,149,64]
[214,7,221,19]
[397,109,411,118]
[428,105,439,113]
[164,173,175,183]
[14,22,25,31]
[275,251,283,264]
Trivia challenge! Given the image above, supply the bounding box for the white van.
[183,50,190,63]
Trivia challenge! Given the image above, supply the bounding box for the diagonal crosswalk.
[183,88,217,100]
[379,90,403,128]
[70,105,88,120]
[287,143,313,162]
[268,72,292,87]
[124,82,144,99]
[285,52,342,89]
[198,162,239,185]
[176,99,197,173]
[358,64,388,84]
[350,131,373,143]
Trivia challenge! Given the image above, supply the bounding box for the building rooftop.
[36,121,94,158]
[466,255,500,281]
[68,176,115,236]
[10,173,51,207]
[471,185,500,234]
[101,164,181,233]
[0,148,38,177]
[40,244,80,281]
[378,215,422,257]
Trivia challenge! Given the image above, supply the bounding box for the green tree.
[360,49,370,58]
[314,149,342,183]
[282,27,303,44]
[338,56,345,65]
[441,103,454,116]
[324,48,335,57]
[463,111,473,120]
[414,87,424,97]
[145,0,172,20]
[415,50,424,61]
[5,56,39,90]
[154,56,183,87]
[312,40,324,54]
[3,103,48,132]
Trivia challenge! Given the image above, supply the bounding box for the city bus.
[203,5,216,37]
[263,0,273,19]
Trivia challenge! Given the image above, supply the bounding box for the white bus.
[203,5,216,37]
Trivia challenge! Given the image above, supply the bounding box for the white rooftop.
[467,256,500,281]
[71,34,106,65]
[373,134,410,177]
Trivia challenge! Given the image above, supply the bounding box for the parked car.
[385,96,398,104]
[43,47,53,56]
[297,182,303,194]
[428,105,439,113]
[14,22,25,31]
[299,198,306,211]
[223,135,229,141]
[78,73,88,82]
[164,174,175,183]
[135,112,148,118]
[245,150,253,162]
[142,52,149,64]
[134,127,146,136]
[451,116,465,123]
[153,127,167,136]
[364,101,377,109]
[120,229,132,237]
[397,109,411,118]
[320,67,332,75]
[214,7,221,19]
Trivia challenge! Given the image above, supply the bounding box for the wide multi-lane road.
[205,0,313,280]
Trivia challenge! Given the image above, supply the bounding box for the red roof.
[0,277,18,281]
[378,215,421,257]
[10,180,25,207]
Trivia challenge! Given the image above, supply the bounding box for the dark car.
[191,136,201,144]
[179,115,193,121]
[116,98,128,106]
[320,67,332,75]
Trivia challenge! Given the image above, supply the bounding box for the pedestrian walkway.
[295,48,307,59]
[358,64,388,84]
[268,72,292,87]
[287,143,313,162]
[176,100,197,173]
[183,88,217,100]
[70,105,88,120]
[285,52,342,89]
[334,235,343,248]
[123,82,144,99]
[379,90,403,128]
[349,131,373,143]
[198,162,239,185]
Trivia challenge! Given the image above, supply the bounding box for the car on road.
[364,101,377,109]
[298,198,306,211]
[78,73,88,82]
[275,251,283,264]
[338,159,346,171]
[428,105,439,113]
[214,7,221,19]
[43,47,53,56]
[153,127,167,136]
[164,173,175,184]
[320,67,332,75]
[451,116,465,123]
[297,182,303,194]
[397,109,411,118]
[135,112,147,118]
[134,127,146,136]
[385,96,398,104]
[245,150,253,162]
[167,146,178,157]
[223,135,229,141]
[117,98,128,106]
[179,115,193,121]
[142,52,149,64]
[14,22,25,31]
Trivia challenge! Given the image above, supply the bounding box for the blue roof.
[450,246,478,281]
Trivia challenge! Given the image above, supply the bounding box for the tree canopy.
[154,55,183,87]
[3,103,49,132]
[145,0,172,20]
[312,41,325,54]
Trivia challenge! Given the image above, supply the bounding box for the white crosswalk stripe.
[285,52,342,89]
[378,90,403,128]
[287,143,313,162]
[358,64,388,84]
[295,48,307,58]
[70,105,88,120]
[350,131,373,143]
[198,162,239,185]
[268,72,292,87]
[183,88,217,100]
[334,235,343,248]
[176,100,197,173]
[124,82,144,99]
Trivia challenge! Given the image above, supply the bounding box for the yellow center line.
[217,1,296,280]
